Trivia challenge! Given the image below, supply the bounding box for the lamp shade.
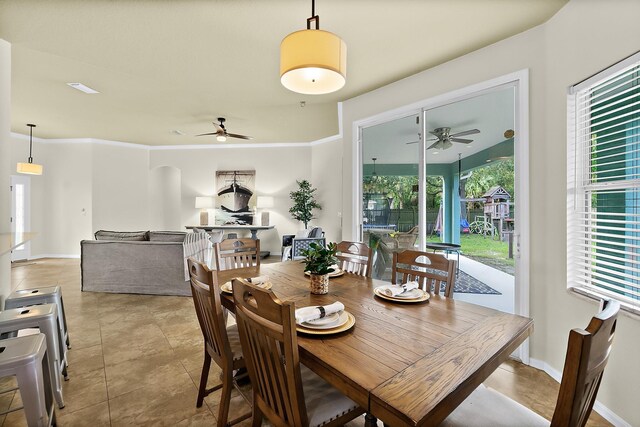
[195,196,214,209]
[280,29,346,95]
[257,196,274,208]
[16,162,43,175]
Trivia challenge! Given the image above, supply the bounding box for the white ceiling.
[0,0,565,145]
[362,86,515,164]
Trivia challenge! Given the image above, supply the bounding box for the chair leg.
[197,352,212,408]
[217,369,233,427]
[251,403,263,427]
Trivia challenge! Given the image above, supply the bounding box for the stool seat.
[0,334,56,427]
[6,286,70,350]
[0,303,65,409]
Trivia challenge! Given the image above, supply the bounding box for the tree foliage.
[464,159,515,202]
[363,175,443,209]
[289,180,322,229]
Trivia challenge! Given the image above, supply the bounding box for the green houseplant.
[301,242,337,294]
[289,180,322,229]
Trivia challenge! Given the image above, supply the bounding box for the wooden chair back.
[214,238,260,270]
[391,250,456,297]
[231,278,308,426]
[336,241,373,277]
[551,299,620,427]
[187,258,232,366]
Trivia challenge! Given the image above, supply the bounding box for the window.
[568,51,640,313]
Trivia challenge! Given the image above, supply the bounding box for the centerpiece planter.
[309,273,330,295]
[301,242,337,295]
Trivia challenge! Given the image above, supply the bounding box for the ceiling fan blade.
[196,132,219,137]
[427,141,440,150]
[429,131,441,137]
[450,137,473,144]
[227,133,253,140]
[213,122,224,133]
[450,129,480,137]
[405,141,419,145]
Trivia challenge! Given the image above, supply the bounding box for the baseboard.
[29,254,80,260]
[529,358,631,427]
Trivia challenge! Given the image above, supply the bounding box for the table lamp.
[257,196,274,226]
[195,197,214,226]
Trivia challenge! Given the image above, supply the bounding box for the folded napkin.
[295,302,345,324]
[378,281,419,297]
[247,275,270,286]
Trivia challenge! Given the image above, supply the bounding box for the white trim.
[529,358,631,427]
[10,134,338,150]
[28,254,80,260]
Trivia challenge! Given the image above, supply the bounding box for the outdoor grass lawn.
[427,233,515,268]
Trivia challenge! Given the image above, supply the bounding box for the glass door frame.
[352,69,530,363]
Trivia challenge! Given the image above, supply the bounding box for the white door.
[10,175,31,261]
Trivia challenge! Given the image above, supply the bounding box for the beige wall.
[311,138,343,243]
[0,39,11,303]
[341,0,639,424]
[150,145,313,254]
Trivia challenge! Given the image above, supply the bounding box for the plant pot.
[309,273,329,295]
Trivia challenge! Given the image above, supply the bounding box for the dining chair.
[214,238,260,270]
[441,299,620,427]
[336,241,373,277]
[291,237,326,260]
[187,258,251,427]
[391,250,456,297]
[231,278,366,427]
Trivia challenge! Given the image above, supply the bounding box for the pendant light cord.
[27,123,36,164]
[307,0,319,29]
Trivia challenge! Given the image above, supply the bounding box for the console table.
[185,224,274,240]
[185,225,275,258]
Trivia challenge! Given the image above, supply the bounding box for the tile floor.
[3,258,611,426]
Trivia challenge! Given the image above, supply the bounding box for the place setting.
[220,275,273,294]
[294,301,355,335]
[374,280,430,303]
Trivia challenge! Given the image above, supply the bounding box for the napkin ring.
[316,306,326,318]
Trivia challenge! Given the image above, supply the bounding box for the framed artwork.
[215,170,256,225]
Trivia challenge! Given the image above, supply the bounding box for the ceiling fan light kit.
[280,0,346,95]
[17,124,43,175]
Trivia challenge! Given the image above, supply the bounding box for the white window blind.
[568,52,640,313]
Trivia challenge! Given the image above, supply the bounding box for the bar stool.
[0,305,65,408]
[5,286,70,350]
[0,334,56,426]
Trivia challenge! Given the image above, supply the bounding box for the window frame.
[567,51,640,316]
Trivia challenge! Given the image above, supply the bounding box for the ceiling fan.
[196,117,253,142]
[406,127,480,150]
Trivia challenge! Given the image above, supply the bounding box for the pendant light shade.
[280,0,346,95]
[17,124,43,176]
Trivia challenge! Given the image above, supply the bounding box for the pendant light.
[371,158,378,177]
[280,0,347,95]
[17,124,43,175]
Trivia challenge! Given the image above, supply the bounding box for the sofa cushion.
[94,230,149,241]
[149,231,187,242]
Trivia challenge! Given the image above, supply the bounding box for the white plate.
[303,311,341,327]
[373,287,430,303]
[299,311,348,330]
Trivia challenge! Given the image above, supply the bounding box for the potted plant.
[289,180,322,229]
[301,242,337,295]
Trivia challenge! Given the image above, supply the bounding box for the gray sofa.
[81,230,191,296]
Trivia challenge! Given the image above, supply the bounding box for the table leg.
[249,229,258,240]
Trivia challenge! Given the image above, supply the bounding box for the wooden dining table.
[216,261,533,427]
